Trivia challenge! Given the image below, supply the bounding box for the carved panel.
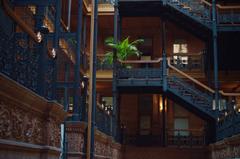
[66,132,84,153]
[47,118,61,147]
[0,102,44,144]
[211,140,240,159]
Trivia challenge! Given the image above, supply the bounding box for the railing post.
[212,0,219,110]
[52,0,61,100]
[83,15,87,70]
[80,76,88,121]
[87,0,98,158]
[35,6,46,97]
[162,19,167,92]
[162,95,166,147]
[72,0,83,121]
[112,0,119,141]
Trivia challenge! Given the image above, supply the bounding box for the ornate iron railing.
[166,129,205,147]
[0,30,39,93]
[218,9,240,25]
[85,53,113,70]
[170,51,205,71]
[216,97,240,140]
[96,103,111,136]
[166,0,212,28]
[167,0,240,27]
[117,58,163,79]
[124,135,162,146]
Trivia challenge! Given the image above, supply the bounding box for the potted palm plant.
[103,37,144,68]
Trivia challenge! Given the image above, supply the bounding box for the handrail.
[167,58,215,94]
[201,0,240,9]
[119,58,162,64]
[50,6,68,31]
[168,58,240,97]
[171,52,203,57]
[219,91,240,97]
[167,128,204,132]
[2,0,41,43]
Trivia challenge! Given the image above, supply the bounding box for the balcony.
[122,129,205,147]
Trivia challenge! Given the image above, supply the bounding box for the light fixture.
[159,95,163,112]
[224,111,228,117]
[36,32,42,42]
[81,81,85,89]
[159,95,167,112]
[48,48,57,59]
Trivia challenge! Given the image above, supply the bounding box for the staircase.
[167,75,217,119]
[165,0,211,29]
[116,61,217,119]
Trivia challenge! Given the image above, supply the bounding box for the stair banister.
[119,58,162,64]
[219,91,240,97]
[167,58,215,94]
[201,0,240,9]
[168,58,240,98]
[2,0,41,43]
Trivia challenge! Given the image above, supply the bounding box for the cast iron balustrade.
[167,76,214,115]
[0,30,39,93]
[116,58,163,87]
[166,129,205,147]
[85,53,113,70]
[0,2,62,100]
[216,98,240,141]
[124,135,162,146]
[115,58,217,118]
[166,0,240,28]
[86,0,115,5]
[96,103,112,136]
[166,0,212,28]
[170,51,205,71]
[218,9,240,25]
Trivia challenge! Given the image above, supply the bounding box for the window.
[173,40,188,65]
[174,118,189,136]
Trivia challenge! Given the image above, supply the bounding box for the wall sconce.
[81,81,85,89]
[36,32,42,42]
[159,95,167,113]
[48,48,57,59]
[159,95,163,112]
[224,111,228,117]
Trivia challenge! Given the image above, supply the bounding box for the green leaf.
[103,36,144,66]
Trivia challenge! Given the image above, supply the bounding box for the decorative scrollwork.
[0,102,44,144]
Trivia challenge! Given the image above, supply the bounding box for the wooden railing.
[168,58,240,97]
[168,58,215,94]
[2,0,41,43]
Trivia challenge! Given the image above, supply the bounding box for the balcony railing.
[166,129,205,147]
[218,9,240,25]
[122,129,205,147]
[84,53,113,70]
[124,135,162,146]
[117,58,163,79]
[95,102,112,136]
[170,51,205,71]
